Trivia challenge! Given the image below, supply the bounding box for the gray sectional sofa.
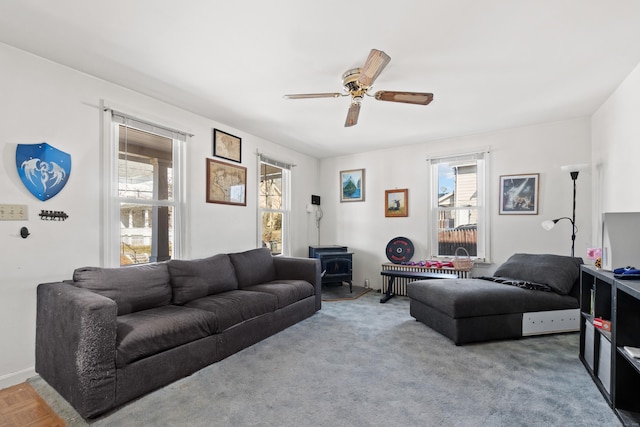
[408,253,583,345]
[35,248,321,419]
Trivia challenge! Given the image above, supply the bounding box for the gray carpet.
[321,284,371,301]
[29,292,621,426]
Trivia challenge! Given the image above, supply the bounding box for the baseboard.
[0,367,36,390]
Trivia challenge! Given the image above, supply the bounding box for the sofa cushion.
[493,253,583,295]
[229,248,276,288]
[73,263,172,315]
[243,280,315,309]
[168,254,239,304]
[407,278,579,318]
[115,305,217,368]
[184,290,278,333]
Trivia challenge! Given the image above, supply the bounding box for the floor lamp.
[541,164,588,257]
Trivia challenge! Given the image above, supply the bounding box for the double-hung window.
[103,108,186,267]
[258,154,291,256]
[428,151,489,261]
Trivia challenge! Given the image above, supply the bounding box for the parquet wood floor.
[0,383,64,427]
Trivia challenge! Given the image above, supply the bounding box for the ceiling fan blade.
[374,91,434,105]
[344,103,361,127]
[283,92,342,99]
[357,49,391,87]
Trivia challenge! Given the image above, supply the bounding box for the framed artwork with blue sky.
[340,169,365,202]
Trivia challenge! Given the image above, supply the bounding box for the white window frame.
[257,154,291,256]
[101,103,186,267]
[427,151,490,262]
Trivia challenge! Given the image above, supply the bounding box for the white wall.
[319,118,592,290]
[0,43,319,388]
[591,61,640,242]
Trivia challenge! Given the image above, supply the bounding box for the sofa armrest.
[273,256,322,310]
[36,281,118,418]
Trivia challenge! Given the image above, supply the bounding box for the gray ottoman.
[407,277,579,345]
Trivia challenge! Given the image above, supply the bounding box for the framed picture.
[385,189,408,217]
[499,173,539,215]
[206,158,247,206]
[213,128,242,163]
[340,169,365,202]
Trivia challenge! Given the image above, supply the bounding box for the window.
[428,152,488,261]
[258,155,291,256]
[103,108,186,267]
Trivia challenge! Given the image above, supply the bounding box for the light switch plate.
[0,204,28,220]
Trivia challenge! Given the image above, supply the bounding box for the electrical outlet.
[0,204,28,220]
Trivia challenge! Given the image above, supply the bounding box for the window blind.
[107,108,192,142]
[258,153,295,170]
[428,151,488,165]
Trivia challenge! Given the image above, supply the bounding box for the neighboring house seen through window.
[429,152,488,261]
[104,108,186,267]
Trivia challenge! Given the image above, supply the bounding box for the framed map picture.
[499,173,539,215]
[206,158,247,206]
[213,129,242,163]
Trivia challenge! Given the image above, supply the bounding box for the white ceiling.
[2,1,640,158]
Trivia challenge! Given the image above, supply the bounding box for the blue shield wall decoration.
[16,142,72,201]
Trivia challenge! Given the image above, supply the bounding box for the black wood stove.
[309,245,353,292]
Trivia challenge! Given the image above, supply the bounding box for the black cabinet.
[613,280,640,425]
[580,266,640,425]
[579,267,613,401]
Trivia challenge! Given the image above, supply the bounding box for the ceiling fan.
[284,49,434,127]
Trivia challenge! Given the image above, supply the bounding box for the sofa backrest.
[73,263,172,315]
[229,247,276,288]
[167,254,239,304]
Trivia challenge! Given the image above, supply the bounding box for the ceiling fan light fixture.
[283,48,434,127]
[342,68,362,92]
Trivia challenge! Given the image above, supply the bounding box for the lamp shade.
[560,163,589,173]
[541,220,556,231]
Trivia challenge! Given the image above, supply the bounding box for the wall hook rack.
[39,210,68,221]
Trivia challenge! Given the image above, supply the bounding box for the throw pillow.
[493,253,583,295]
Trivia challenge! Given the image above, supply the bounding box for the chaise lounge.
[407,253,583,345]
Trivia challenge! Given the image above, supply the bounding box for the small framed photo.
[499,173,539,215]
[385,189,408,217]
[213,129,242,163]
[340,169,365,202]
[206,158,247,206]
